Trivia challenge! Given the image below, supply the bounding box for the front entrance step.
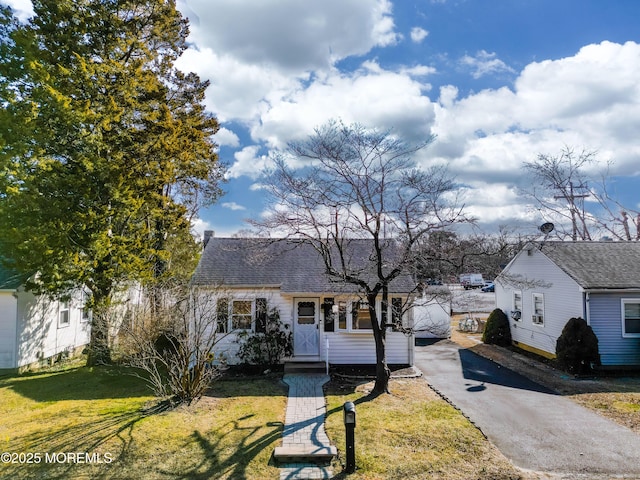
[284,361,326,374]
[273,445,337,463]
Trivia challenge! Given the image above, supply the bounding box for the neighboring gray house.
[191,236,417,365]
[0,264,91,371]
[495,242,640,368]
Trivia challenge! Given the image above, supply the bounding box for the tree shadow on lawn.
[3,404,166,480]
[1,365,151,402]
[152,416,284,480]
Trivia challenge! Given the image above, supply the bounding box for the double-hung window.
[59,301,70,327]
[532,293,544,325]
[216,298,268,333]
[621,299,640,337]
[81,291,91,322]
[352,301,373,330]
[512,291,522,321]
[231,300,252,330]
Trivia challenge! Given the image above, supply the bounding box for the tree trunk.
[370,292,390,394]
[86,294,113,366]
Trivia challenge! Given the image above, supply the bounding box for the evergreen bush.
[481,308,512,347]
[237,307,293,367]
[555,317,600,374]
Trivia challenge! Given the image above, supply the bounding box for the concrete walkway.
[274,373,336,480]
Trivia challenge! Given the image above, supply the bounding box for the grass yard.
[0,361,287,480]
[324,377,528,480]
[1,359,540,480]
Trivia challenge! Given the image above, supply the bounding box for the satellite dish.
[539,222,555,234]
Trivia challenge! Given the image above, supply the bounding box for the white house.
[495,242,640,368]
[190,236,417,365]
[0,265,91,371]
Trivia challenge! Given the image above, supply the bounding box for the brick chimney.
[203,230,214,247]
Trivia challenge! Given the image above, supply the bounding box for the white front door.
[293,298,320,356]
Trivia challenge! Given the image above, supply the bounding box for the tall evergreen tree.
[0,1,223,365]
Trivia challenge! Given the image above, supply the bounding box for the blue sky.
[5,0,640,238]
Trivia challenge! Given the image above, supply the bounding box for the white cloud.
[410,27,429,44]
[221,202,247,211]
[1,0,33,21]
[252,63,436,148]
[227,146,272,179]
[213,127,240,147]
[460,50,515,79]
[179,0,399,74]
[176,48,300,122]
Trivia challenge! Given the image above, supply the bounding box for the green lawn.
[325,378,527,480]
[0,362,287,480]
[1,362,530,480]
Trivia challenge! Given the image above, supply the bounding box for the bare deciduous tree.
[122,283,226,406]
[523,147,639,241]
[253,121,469,394]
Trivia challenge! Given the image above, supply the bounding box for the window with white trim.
[352,301,373,330]
[512,291,522,321]
[532,293,544,325]
[231,300,252,330]
[81,291,91,322]
[59,301,70,327]
[621,299,640,337]
[337,301,347,330]
[216,298,268,332]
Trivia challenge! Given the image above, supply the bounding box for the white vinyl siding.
[323,331,411,364]
[494,247,583,357]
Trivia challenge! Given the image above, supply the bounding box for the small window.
[337,301,347,330]
[59,301,70,327]
[352,301,372,330]
[297,301,316,325]
[532,293,544,325]
[216,298,229,333]
[391,298,403,328]
[232,300,252,330]
[512,291,522,321]
[81,291,91,322]
[622,299,640,337]
[255,298,267,333]
[323,298,335,332]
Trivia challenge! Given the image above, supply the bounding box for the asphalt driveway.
[415,340,640,477]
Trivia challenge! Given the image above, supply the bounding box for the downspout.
[13,290,19,369]
[585,291,591,326]
[408,301,414,366]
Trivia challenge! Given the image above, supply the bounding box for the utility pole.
[555,181,590,241]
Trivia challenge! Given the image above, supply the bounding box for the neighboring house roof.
[0,262,25,290]
[192,237,416,293]
[538,242,640,290]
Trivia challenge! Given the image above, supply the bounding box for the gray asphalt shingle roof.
[191,237,416,293]
[540,241,640,289]
[0,263,24,290]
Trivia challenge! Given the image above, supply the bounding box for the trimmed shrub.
[237,307,293,367]
[482,308,512,347]
[555,317,600,375]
